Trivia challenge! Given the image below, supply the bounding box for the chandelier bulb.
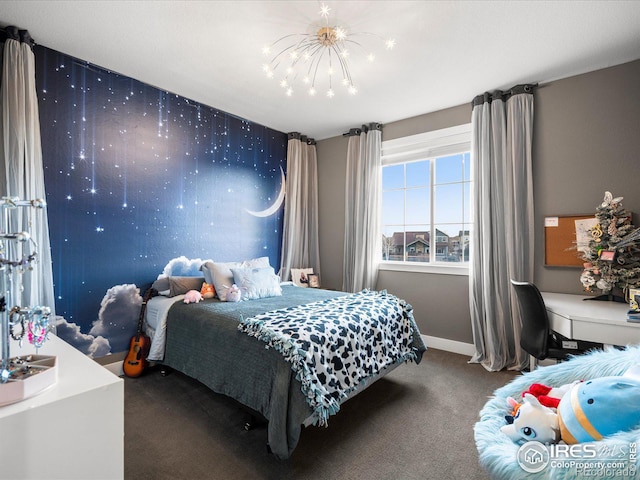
[319,3,331,18]
[286,87,293,97]
[309,87,317,96]
[327,89,335,98]
[386,39,396,50]
[367,53,375,62]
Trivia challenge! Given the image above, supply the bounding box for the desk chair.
[510,280,603,370]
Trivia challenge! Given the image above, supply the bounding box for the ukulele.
[123,288,156,378]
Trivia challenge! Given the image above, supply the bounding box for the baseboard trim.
[100,337,473,376]
[422,334,475,357]
[103,360,124,377]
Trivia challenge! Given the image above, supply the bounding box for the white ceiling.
[2,1,640,140]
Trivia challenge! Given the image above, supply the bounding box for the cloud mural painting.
[89,284,143,353]
[54,316,111,358]
[161,256,206,278]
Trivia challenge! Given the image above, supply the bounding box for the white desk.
[541,292,640,346]
[0,334,123,480]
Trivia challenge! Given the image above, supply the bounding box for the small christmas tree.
[579,192,640,297]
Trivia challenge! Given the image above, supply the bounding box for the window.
[380,124,472,270]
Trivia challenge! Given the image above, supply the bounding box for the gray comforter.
[162,285,426,459]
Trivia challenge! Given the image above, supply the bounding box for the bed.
[143,283,426,459]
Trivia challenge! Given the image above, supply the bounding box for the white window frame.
[379,123,471,276]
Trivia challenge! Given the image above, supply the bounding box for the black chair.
[510,280,603,369]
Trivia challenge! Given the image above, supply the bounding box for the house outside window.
[380,124,471,273]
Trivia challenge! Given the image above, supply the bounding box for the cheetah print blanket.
[238,289,423,426]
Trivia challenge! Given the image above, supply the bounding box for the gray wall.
[316,59,640,345]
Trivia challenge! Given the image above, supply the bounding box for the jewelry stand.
[0,197,56,406]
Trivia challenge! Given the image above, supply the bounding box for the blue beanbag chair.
[474,346,640,479]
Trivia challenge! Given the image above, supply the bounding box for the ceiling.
[2,1,640,140]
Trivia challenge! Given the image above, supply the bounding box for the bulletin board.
[544,215,595,267]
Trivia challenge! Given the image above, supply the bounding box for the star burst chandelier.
[261,3,395,98]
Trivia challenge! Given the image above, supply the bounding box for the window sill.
[378,261,469,276]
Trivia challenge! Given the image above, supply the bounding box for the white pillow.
[200,257,270,301]
[231,266,282,300]
[291,268,314,288]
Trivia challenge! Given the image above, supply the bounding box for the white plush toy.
[183,289,203,304]
[500,393,560,444]
[226,284,242,302]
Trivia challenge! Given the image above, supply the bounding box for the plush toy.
[200,282,215,299]
[183,289,203,304]
[225,284,241,302]
[502,372,640,445]
[522,380,581,409]
[558,375,640,443]
[501,393,561,444]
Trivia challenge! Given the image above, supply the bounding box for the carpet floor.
[124,348,517,480]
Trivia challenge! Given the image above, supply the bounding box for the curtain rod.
[471,83,538,107]
[0,25,35,49]
[342,122,383,137]
[288,132,316,145]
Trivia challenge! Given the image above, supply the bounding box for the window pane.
[406,160,429,188]
[463,183,471,223]
[435,223,466,262]
[382,227,399,261]
[435,154,464,184]
[382,190,404,226]
[463,152,471,181]
[405,187,429,225]
[462,224,471,262]
[435,183,463,224]
[382,164,404,190]
[406,227,430,263]
[381,228,410,262]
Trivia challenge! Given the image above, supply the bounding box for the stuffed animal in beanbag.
[501,393,561,444]
[226,284,241,302]
[502,371,640,444]
[558,375,640,443]
[522,381,581,409]
[200,282,215,299]
[183,289,203,304]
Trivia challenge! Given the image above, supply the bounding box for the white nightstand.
[0,334,123,480]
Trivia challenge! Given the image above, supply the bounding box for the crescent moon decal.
[245,166,286,217]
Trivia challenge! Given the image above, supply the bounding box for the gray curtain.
[469,86,535,371]
[279,133,320,283]
[342,123,382,292]
[0,27,56,315]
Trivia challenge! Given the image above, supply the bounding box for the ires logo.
[517,442,597,473]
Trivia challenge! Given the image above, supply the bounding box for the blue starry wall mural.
[35,45,287,357]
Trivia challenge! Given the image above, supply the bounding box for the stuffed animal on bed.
[200,282,215,299]
[226,284,241,302]
[183,289,203,304]
[502,371,640,445]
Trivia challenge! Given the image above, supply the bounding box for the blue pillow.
[231,266,282,301]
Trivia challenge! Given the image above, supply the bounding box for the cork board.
[544,215,595,267]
